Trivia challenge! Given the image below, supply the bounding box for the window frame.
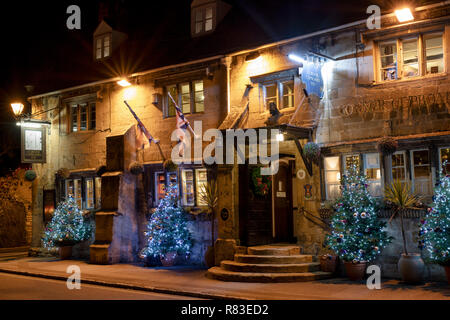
[410,149,433,195]
[69,101,96,133]
[375,31,445,83]
[262,78,295,110]
[391,151,408,184]
[164,80,205,117]
[63,174,101,211]
[95,33,111,60]
[193,6,214,35]
[438,146,450,174]
[324,156,341,200]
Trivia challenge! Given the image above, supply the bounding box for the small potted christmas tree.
[325,165,392,281]
[419,166,450,284]
[42,196,93,259]
[140,184,192,266]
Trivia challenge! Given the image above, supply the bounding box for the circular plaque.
[220,208,229,221]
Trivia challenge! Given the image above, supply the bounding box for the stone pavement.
[0,257,449,300]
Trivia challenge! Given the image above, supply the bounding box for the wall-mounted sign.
[302,62,324,99]
[339,91,450,117]
[304,184,313,200]
[21,126,46,163]
[296,169,306,180]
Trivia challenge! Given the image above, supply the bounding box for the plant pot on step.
[444,266,450,285]
[344,261,367,281]
[160,252,177,267]
[398,253,424,283]
[59,246,73,260]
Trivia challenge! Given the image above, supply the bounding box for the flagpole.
[167,92,198,138]
[123,101,166,162]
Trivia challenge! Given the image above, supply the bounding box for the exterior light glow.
[288,54,306,65]
[395,8,414,23]
[11,102,24,116]
[276,133,285,142]
[117,79,132,87]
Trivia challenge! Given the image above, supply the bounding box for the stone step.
[207,267,332,283]
[221,260,321,273]
[234,254,313,264]
[247,245,300,256]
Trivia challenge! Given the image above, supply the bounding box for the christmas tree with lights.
[419,167,450,266]
[325,165,392,262]
[140,183,192,260]
[42,196,93,248]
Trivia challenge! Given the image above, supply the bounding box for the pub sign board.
[21,125,46,163]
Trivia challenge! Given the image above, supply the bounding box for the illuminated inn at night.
[25,1,449,281]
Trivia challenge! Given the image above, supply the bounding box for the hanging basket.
[163,159,178,172]
[24,170,37,181]
[376,136,398,156]
[303,142,321,163]
[129,161,144,175]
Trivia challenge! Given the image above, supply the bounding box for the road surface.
[0,272,203,300]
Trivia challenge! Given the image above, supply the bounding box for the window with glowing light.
[165,80,205,117]
[63,175,101,210]
[391,152,407,184]
[155,171,178,206]
[363,153,382,197]
[179,168,208,207]
[193,6,214,35]
[377,32,443,81]
[70,102,96,132]
[324,156,341,200]
[263,80,294,110]
[411,149,432,195]
[439,147,450,174]
[95,34,111,60]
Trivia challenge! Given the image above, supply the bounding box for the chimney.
[98,1,109,23]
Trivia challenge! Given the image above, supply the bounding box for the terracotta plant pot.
[160,252,177,267]
[445,266,450,285]
[59,246,72,260]
[398,253,424,284]
[344,261,367,281]
[320,255,339,274]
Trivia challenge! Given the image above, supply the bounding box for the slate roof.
[21,0,384,97]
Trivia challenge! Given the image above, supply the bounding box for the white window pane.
[195,169,208,206]
[86,178,94,209]
[412,150,431,195]
[96,38,102,49]
[195,9,202,22]
[195,22,202,33]
[324,156,339,171]
[205,18,213,31]
[402,38,419,77]
[425,34,443,74]
[182,170,195,206]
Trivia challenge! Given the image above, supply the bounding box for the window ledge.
[372,73,447,87]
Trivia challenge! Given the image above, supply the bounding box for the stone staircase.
[207,245,332,282]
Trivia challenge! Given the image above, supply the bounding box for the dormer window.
[95,34,111,60]
[195,6,213,34]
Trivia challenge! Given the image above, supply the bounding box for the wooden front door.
[273,161,294,242]
[239,165,273,246]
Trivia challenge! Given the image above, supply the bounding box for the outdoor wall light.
[276,133,285,142]
[288,53,306,65]
[117,79,132,87]
[245,51,261,61]
[11,102,24,117]
[395,8,414,23]
[16,120,51,128]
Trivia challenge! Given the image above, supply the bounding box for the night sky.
[0,0,427,175]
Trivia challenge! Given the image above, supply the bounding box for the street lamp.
[11,102,24,117]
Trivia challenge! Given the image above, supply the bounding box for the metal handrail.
[298,207,331,231]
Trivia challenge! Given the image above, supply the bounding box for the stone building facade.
[28,3,449,279]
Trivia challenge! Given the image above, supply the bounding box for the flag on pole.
[175,104,189,156]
